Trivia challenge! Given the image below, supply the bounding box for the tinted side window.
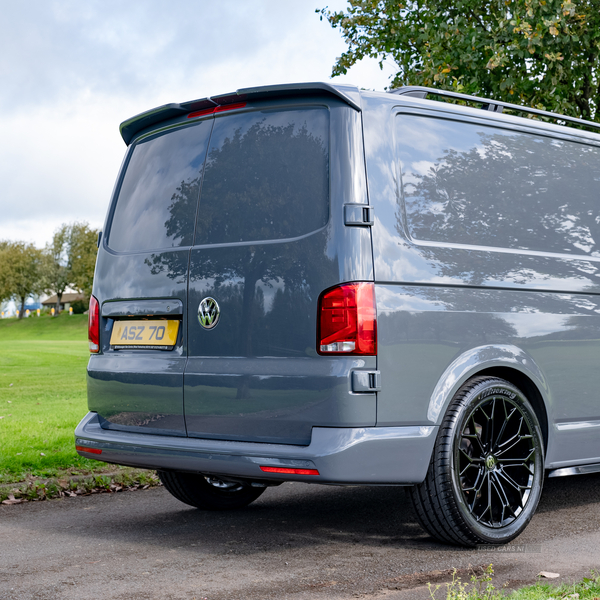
[397,115,600,256]
[195,108,329,245]
[108,121,212,253]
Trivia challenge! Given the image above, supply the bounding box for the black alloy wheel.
[408,376,545,546]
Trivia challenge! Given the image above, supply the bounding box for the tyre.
[408,376,544,546]
[158,471,266,510]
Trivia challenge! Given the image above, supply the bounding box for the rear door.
[184,103,352,445]
[88,118,212,435]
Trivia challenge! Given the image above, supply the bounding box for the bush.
[70,298,89,314]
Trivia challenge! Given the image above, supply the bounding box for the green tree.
[0,241,10,305]
[43,225,72,313]
[320,0,600,120]
[42,222,99,311]
[68,222,99,299]
[0,242,44,319]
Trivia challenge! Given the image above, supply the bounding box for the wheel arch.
[427,344,550,452]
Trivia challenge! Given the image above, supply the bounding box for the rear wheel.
[408,376,544,546]
[158,471,266,510]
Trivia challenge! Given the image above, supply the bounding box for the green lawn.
[433,567,600,600]
[0,313,107,483]
[0,312,87,340]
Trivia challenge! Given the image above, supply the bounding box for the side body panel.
[361,91,600,469]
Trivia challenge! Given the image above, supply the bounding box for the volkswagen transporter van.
[77,82,600,546]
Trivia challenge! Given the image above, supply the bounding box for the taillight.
[88,295,100,353]
[317,283,377,355]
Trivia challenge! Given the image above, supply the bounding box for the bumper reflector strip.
[76,445,102,455]
[260,466,319,476]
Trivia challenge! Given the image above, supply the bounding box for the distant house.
[42,293,85,312]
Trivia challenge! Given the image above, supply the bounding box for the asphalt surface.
[1,473,599,600]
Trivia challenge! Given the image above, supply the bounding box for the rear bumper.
[75,412,436,485]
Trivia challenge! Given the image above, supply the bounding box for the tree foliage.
[0,242,44,318]
[0,222,98,318]
[320,0,600,120]
[42,222,99,309]
[68,222,99,298]
[43,225,72,313]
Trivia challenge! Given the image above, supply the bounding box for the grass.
[0,312,109,483]
[0,312,87,340]
[511,576,600,600]
[429,566,600,600]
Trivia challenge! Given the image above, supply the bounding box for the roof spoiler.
[119,82,361,145]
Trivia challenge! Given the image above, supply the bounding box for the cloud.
[0,0,398,247]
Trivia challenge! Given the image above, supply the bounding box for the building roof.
[41,293,85,306]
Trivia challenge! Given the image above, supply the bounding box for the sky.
[0,1,397,248]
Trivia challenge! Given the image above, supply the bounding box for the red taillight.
[317,283,377,355]
[88,295,100,353]
[188,102,246,119]
[76,445,102,455]
[260,466,320,476]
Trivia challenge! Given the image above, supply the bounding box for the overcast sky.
[0,1,397,248]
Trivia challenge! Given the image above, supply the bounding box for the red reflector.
[214,102,246,113]
[88,295,100,353]
[187,107,216,119]
[317,282,377,355]
[76,445,102,455]
[260,466,319,476]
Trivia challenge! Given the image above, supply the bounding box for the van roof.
[119,82,362,145]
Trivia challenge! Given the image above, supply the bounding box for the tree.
[320,0,600,120]
[0,240,10,304]
[43,225,72,313]
[68,222,99,299]
[42,222,99,309]
[0,242,44,319]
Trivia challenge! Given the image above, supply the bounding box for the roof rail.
[120,82,360,145]
[390,86,600,134]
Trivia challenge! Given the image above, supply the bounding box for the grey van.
[77,82,600,546]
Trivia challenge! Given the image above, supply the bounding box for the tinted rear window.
[397,115,600,256]
[108,121,212,253]
[194,108,329,245]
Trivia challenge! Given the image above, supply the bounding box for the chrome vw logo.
[198,297,220,330]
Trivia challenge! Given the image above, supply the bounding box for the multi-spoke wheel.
[408,376,544,546]
[158,471,266,510]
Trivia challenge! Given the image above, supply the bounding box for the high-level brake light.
[88,295,100,353]
[317,283,377,355]
[188,102,247,119]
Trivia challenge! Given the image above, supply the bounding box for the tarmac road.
[1,472,599,600]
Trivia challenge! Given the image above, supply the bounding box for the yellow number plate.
[110,320,179,348]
